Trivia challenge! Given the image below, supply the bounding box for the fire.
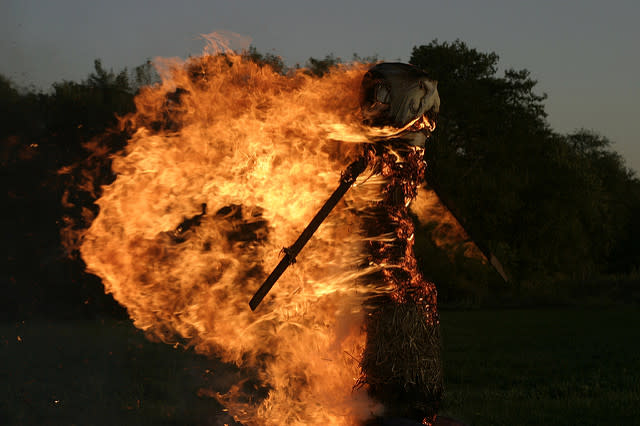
[410,186,485,261]
[76,53,395,424]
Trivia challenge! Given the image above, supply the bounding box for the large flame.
[76,53,405,424]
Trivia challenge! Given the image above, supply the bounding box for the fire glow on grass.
[74,53,406,425]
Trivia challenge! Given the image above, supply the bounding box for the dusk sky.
[2,0,638,172]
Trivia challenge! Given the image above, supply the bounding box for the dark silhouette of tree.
[3,46,639,321]
[132,59,161,92]
[243,46,286,74]
[410,39,640,285]
[305,53,342,76]
[48,59,135,138]
[2,59,138,320]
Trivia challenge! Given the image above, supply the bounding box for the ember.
[69,46,442,425]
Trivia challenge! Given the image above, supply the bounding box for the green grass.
[438,307,640,425]
[2,307,639,425]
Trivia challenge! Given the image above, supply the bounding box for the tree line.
[409,41,640,305]
[3,40,639,319]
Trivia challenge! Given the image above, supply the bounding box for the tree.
[132,60,161,92]
[410,39,640,282]
[305,53,342,76]
[564,130,640,273]
[47,59,135,139]
[243,46,286,74]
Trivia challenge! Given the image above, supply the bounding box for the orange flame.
[75,53,406,424]
[411,186,485,261]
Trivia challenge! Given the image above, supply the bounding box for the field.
[438,307,640,425]
[2,307,639,425]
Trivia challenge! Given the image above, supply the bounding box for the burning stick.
[249,152,372,310]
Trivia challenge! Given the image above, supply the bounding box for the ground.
[2,307,639,425]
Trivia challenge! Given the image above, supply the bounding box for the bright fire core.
[76,54,426,424]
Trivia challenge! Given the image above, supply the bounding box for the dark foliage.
[410,40,640,290]
[305,53,343,76]
[3,60,137,320]
[243,46,286,74]
[2,42,639,322]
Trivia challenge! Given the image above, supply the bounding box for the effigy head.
[360,62,439,146]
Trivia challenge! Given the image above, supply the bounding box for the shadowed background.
[3,1,640,425]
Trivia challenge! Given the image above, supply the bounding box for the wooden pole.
[249,155,369,311]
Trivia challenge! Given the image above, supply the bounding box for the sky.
[2,0,638,172]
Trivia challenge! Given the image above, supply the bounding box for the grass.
[2,307,639,425]
[438,307,640,425]
[0,319,241,426]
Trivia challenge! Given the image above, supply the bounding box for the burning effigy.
[68,50,442,425]
[356,63,442,424]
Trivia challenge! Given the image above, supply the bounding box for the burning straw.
[359,299,442,420]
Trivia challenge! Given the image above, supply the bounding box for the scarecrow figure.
[250,62,443,425]
[358,63,442,425]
